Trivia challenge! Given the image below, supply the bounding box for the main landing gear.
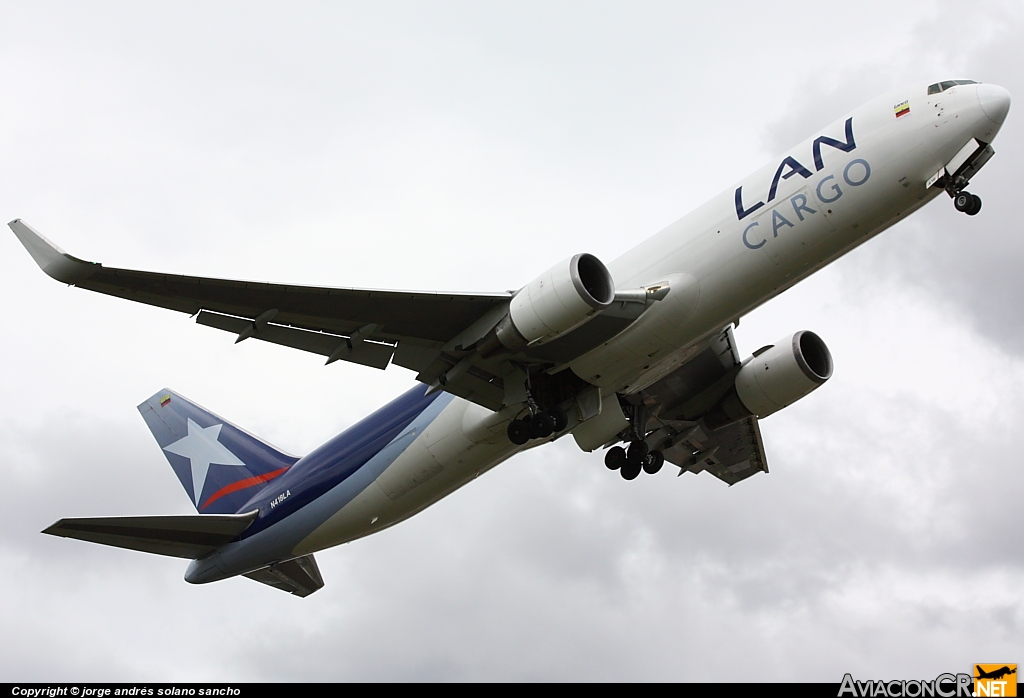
[507,408,568,445]
[604,441,665,480]
[954,190,982,216]
[601,398,665,480]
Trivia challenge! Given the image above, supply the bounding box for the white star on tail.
[163,419,245,506]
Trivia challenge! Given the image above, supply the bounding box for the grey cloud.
[759,1,1024,354]
[3,0,1024,683]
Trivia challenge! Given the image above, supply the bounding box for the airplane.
[11,79,1010,597]
[975,666,1017,681]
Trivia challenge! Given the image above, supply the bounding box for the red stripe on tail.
[200,467,289,511]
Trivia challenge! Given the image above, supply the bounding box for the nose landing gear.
[954,191,982,216]
[935,138,994,217]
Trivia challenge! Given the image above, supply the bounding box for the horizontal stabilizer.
[244,554,325,597]
[42,511,258,559]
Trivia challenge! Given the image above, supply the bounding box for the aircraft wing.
[11,220,652,411]
[41,511,258,559]
[639,326,769,486]
[11,218,512,364]
[661,416,768,485]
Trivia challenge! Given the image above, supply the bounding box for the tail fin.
[138,389,299,514]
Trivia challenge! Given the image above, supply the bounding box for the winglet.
[8,219,100,284]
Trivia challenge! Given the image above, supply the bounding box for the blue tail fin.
[138,389,299,514]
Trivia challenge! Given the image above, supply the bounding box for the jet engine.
[705,330,833,428]
[480,253,615,354]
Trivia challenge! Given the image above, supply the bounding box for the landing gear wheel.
[507,419,531,445]
[626,441,649,468]
[550,408,568,433]
[620,459,642,480]
[967,193,982,216]
[605,446,626,470]
[643,450,665,475]
[529,412,555,439]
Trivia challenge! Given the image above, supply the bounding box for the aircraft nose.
[977,83,1011,125]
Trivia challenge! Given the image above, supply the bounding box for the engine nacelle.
[736,330,833,417]
[706,331,833,427]
[499,253,615,348]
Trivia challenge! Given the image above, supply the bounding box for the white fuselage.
[264,81,1007,562]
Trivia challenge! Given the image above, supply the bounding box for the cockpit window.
[928,79,978,95]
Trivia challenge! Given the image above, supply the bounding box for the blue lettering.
[843,158,871,186]
[735,186,764,220]
[767,157,814,203]
[742,221,766,249]
[791,193,816,221]
[771,209,794,238]
[812,117,856,171]
[816,175,842,203]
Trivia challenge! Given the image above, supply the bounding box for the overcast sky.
[1,0,1021,682]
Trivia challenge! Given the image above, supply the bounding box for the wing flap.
[42,511,258,559]
[662,416,769,486]
[244,554,324,597]
[196,310,395,369]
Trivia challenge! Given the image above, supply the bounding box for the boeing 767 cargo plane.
[12,79,1010,596]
